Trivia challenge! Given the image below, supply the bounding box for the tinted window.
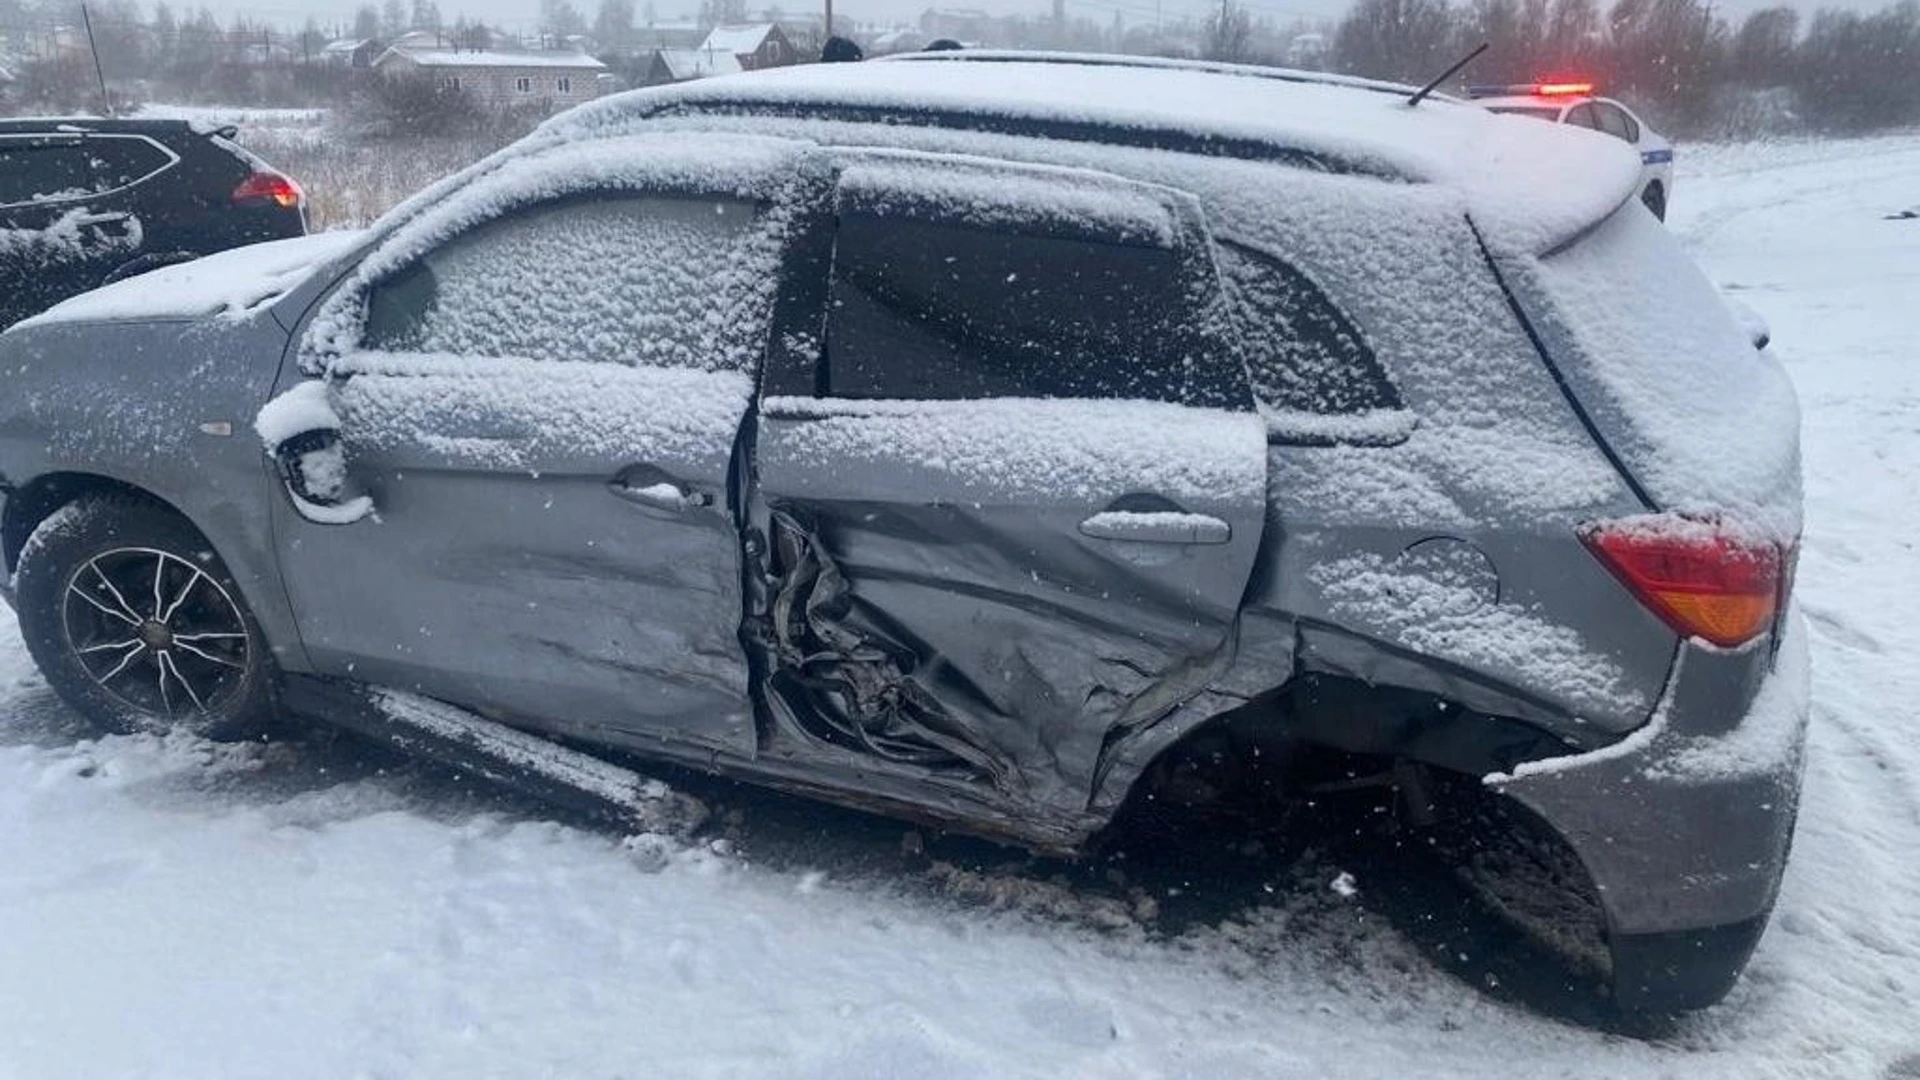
[0,143,94,206]
[84,136,172,187]
[1564,104,1601,130]
[362,195,774,371]
[1595,103,1640,143]
[0,137,168,207]
[823,212,1239,407]
[1486,105,1561,121]
[1215,240,1399,416]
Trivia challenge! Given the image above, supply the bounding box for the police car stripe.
[1642,148,1674,164]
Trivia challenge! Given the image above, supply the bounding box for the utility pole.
[824,0,833,40]
[80,3,112,116]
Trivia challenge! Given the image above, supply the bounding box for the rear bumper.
[1488,612,1810,1010]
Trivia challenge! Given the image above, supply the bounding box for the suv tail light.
[1582,517,1782,648]
[232,170,303,209]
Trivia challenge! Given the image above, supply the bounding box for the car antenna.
[1406,42,1488,108]
[80,3,114,117]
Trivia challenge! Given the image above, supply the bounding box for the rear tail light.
[232,170,303,209]
[1582,517,1782,648]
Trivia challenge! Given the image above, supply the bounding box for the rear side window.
[361,195,773,371]
[1214,240,1399,416]
[83,136,172,190]
[1594,103,1640,143]
[0,137,168,207]
[0,143,96,206]
[823,212,1240,407]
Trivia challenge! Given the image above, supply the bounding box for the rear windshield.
[1505,202,1801,533]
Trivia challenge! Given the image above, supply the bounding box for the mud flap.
[283,674,709,837]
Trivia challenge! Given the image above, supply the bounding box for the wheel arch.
[4,468,310,674]
[3,471,168,574]
[1091,665,1590,845]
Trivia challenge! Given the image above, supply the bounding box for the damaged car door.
[0,132,159,328]
[747,157,1270,824]
[270,187,790,755]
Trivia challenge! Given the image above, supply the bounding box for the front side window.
[361,195,774,372]
[1214,239,1399,417]
[822,209,1239,407]
[1564,103,1601,130]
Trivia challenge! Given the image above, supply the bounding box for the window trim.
[0,132,179,211]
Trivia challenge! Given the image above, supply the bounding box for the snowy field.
[2,134,1917,1078]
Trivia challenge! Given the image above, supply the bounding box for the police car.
[1469,82,1675,220]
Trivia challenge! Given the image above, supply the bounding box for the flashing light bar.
[1467,81,1597,99]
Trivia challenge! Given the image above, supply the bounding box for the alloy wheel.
[60,546,253,722]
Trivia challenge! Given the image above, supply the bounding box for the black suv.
[0,117,306,329]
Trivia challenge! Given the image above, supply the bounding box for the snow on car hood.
[13,230,365,331]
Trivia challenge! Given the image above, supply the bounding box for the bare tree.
[1730,6,1796,85]
[1333,0,1459,82]
[1203,0,1254,60]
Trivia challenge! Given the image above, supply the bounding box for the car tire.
[14,494,278,740]
[1641,182,1667,221]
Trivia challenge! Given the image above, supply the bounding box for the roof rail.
[879,49,1443,103]
[637,98,1406,178]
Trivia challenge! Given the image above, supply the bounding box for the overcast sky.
[214,0,1893,39]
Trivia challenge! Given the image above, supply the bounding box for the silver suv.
[0,53,1806,1012]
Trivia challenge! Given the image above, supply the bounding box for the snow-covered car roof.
[531,52,1645,254]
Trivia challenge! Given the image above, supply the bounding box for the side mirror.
[257,380,374,525]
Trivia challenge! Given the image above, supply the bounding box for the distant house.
[697,23,797,71]
[320,37,379,68]
[373,46,608,108]
[644,47,743,86]
[1284,32,1328,70]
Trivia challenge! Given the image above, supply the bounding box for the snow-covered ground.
[2,135,1917,1078]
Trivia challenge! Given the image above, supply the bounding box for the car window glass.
[1564,104,1601,130]
[823,209,1240,407]
[361,195,772,371]
[1604,103,1642,142]
[0,143,101,206]
[1594,104,1635,142]
[1214,240,1400,417]
[0,138,169,207]
[83,136,172,189]
[1487,106,1561,121]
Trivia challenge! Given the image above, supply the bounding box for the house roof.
[655,47,743,80]
[381,47,608,70]
[321,38,370,53]
[699,23,779,56]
